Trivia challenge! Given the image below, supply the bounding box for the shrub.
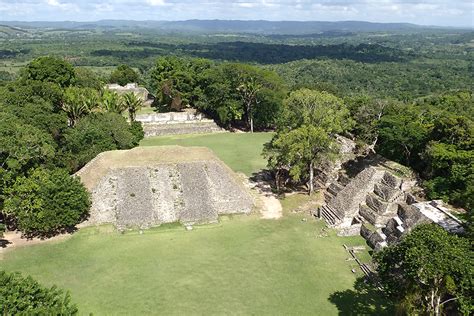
[4,168,90,237]
[0,270,78,315]
[130,121,145,145]
[62,112,137,171]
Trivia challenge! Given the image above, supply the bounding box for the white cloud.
[146,0,167,6]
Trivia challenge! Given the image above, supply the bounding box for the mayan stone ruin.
[105,83,153,105]
[135,109,223,137]
[318,155,464,250]
[76,146,254,230]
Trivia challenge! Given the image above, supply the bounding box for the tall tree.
[122,92,142,122]
[264,125,339,194]
[374,224,473,316]
[4,168,90,237]
[280,89,353,134]
[237,76,262,133]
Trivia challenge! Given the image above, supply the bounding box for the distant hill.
[0,19,449,35]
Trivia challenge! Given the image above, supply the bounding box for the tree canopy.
[109,64,139,86]
[23,56,76,88]
[0,270,78,315]
[374,224,473,315]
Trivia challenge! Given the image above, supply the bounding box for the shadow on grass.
[328,277,394,315]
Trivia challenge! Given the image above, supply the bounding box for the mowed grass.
[140,132,273,176]
[1,213,388,315]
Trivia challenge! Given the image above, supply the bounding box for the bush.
[0,270,78,315]
[130,121,145,145]
[4,168,90,237]
[62,112,137,171]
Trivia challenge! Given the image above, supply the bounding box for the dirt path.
[242,174,283,219]
[0,231,72,259]
[260,193,283,219]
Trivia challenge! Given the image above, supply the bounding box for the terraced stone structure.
[76,146,254,229]
[318,161,463,250]
[136,110,222,137]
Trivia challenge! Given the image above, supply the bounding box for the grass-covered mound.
[140,132,273,176]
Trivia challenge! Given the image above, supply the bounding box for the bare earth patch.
[242,175,282,219]
[0,231,71,259]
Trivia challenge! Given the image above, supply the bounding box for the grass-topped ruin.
[77,146,254,229]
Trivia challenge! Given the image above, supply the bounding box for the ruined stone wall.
[135,111,223,137]
[79,147,253,229]
[327,167,384,226]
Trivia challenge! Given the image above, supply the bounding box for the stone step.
[320,205,342,226]
[143,122,223,137]
[328,182,344,196]
[373,182,403,202]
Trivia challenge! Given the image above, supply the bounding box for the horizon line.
[1,19,472,29]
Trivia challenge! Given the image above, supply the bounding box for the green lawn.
[1,212,390,315]
[140,132,274,176]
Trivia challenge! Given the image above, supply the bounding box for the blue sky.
[0,0,472,27]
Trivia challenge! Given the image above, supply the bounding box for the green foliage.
[4,168,90,237]
[150,56,212,110]
[129,121,145,146]
[23,56,76,88]
[0,270,78,315]
[374,224,473,315]
[74,67,102,89]
[99,89,126,114]
[374,92,473,212]
[62,113,136,171]
[280,89,353,133]
[61,87,99,126]
[109,64,139,86]
[264,125,339,193]
[195,62,285,129]
[264,89,351,192]
[122,92,142,122]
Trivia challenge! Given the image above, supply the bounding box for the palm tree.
[122,92,142,122]
[61,87,91,127]
[100,90,126,114]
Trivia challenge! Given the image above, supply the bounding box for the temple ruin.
[76,146,254,230]
[317,154,464,250]
[135,109,222,137]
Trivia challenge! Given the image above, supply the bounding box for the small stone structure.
[105,83,152,105]
[135,109,222,137]
[76,146,254,230]
[318,159,464,250]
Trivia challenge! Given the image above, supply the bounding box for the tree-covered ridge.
[270,58,473,100]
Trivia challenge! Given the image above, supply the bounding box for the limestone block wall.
[327,167,384,226]
[135,111,223,137]
[84,161,253,229]
[78,146,254,229]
